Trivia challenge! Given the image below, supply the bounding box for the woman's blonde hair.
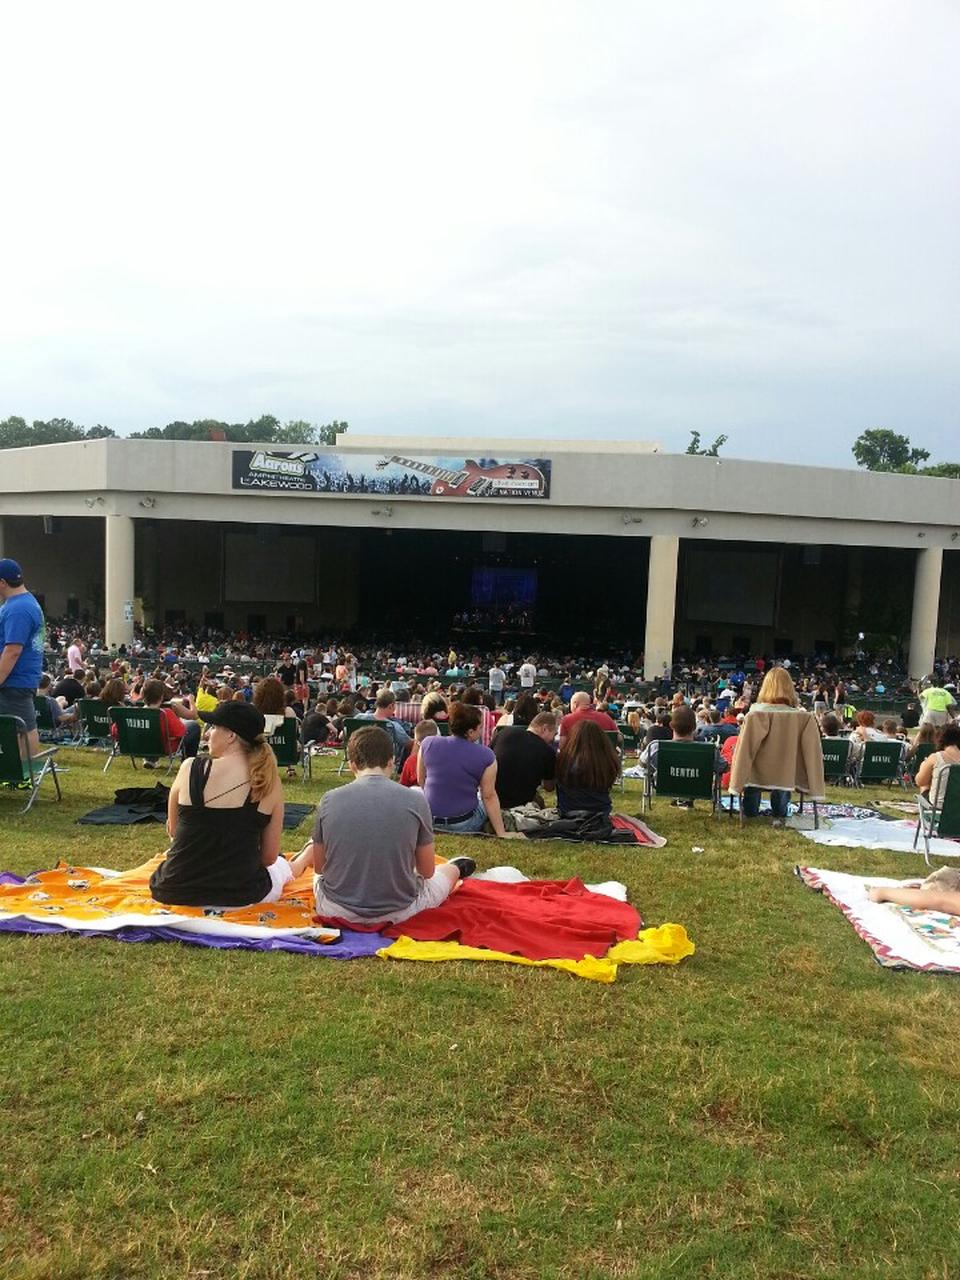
[421,690,448,720]
[246,736,280,804]
[756,667,799,707]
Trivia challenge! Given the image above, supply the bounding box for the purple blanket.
[0,871,385,959]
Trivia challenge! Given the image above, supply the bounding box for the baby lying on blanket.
[868,866,960,914]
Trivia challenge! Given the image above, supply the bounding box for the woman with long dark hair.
[555,719,620,817]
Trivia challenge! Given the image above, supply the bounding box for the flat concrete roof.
[1,437,958,550]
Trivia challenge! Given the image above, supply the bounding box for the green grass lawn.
[2,749,959,1280]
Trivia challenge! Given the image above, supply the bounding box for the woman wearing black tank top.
[149,701,293,908]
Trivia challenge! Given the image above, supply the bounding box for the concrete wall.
[3,516,104,618]
[2,438,959,654]
[137,522,360,634]
[0,439,958,552]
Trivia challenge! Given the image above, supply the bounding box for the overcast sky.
[2,1,957,466]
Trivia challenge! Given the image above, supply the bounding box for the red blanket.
[377,878,642,961]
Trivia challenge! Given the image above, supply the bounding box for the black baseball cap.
[198,701,265,744]
[0,559,24,586]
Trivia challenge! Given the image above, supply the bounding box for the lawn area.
[2,749,959,1280]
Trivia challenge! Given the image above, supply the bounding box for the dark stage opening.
[350,528,648,649]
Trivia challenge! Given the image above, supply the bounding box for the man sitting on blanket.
[301,725,477,925]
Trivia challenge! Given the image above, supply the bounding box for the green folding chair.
[33,696,72,744]
[857,741,905,789]
[77,698,115,750]
[905,741,937,782]
[267,718,308,781]
[642,741,719,814]
[108,707,177,774]
[821,737,854,786]
[915,763,960,864]
[604,729,625,791]
[0,715,63,813]
[338,716,373,776]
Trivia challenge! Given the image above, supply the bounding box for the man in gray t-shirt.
[310,725,475,924]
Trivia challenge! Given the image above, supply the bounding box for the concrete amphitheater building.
[1,434,958,680]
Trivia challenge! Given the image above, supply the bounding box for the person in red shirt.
[399,719,439,786]
[559,691,618,742]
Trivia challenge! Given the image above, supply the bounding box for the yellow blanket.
[379,924,695,984]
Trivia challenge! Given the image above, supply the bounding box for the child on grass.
[398,718,439,787]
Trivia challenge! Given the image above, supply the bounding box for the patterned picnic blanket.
[797,866,960,972]
[0,858,695,983]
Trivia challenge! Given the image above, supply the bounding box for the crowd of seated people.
[41,616,960,705]
[24,618,960,920]
[37,619,959,812]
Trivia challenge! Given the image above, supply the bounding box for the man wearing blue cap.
[0,558,45,754]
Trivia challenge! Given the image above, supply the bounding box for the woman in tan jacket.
[729,667,826,823]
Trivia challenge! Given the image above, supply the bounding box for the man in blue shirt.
[0,558,45,754]
[356,688,412,770]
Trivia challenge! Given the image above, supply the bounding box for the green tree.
[0,414,347,447]
[128,416,347,444]
[0,416,116,448]
[917,461,960,479]
[686,430,727,456]
[851,428,930,472]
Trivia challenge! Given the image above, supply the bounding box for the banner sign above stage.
[231,450,551,500]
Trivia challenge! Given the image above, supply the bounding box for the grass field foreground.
[2,748,959,1280]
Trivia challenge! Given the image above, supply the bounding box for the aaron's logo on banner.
[232,450,551,499]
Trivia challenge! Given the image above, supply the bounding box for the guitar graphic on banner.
[375,455,548,498]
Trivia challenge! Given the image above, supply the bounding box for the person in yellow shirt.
[920,681,957,728]
[194,676,219,715]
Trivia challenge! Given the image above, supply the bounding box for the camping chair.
[856,741,905,789]
[108,707,178,775]
[729,784,818,828]
[642,741,719,815]
[914,763,960,865]
[821,737,854,787]
[604,729,625,791]
[905,741,937,783]
[337,716,373,776]
[77,698,115,750]
[267,718,309,782]
[0,715,63,814]
[33,696,73,744]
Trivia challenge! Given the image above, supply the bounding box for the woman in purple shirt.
[417,702,514,837]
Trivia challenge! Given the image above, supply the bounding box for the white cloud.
[1,0,957,462]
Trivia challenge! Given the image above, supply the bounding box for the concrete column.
[643,535,679,682]
[908,546,942,681]
[105,515,135,647]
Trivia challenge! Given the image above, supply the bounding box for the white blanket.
[795,816,960,858]
[798,866,960,972]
